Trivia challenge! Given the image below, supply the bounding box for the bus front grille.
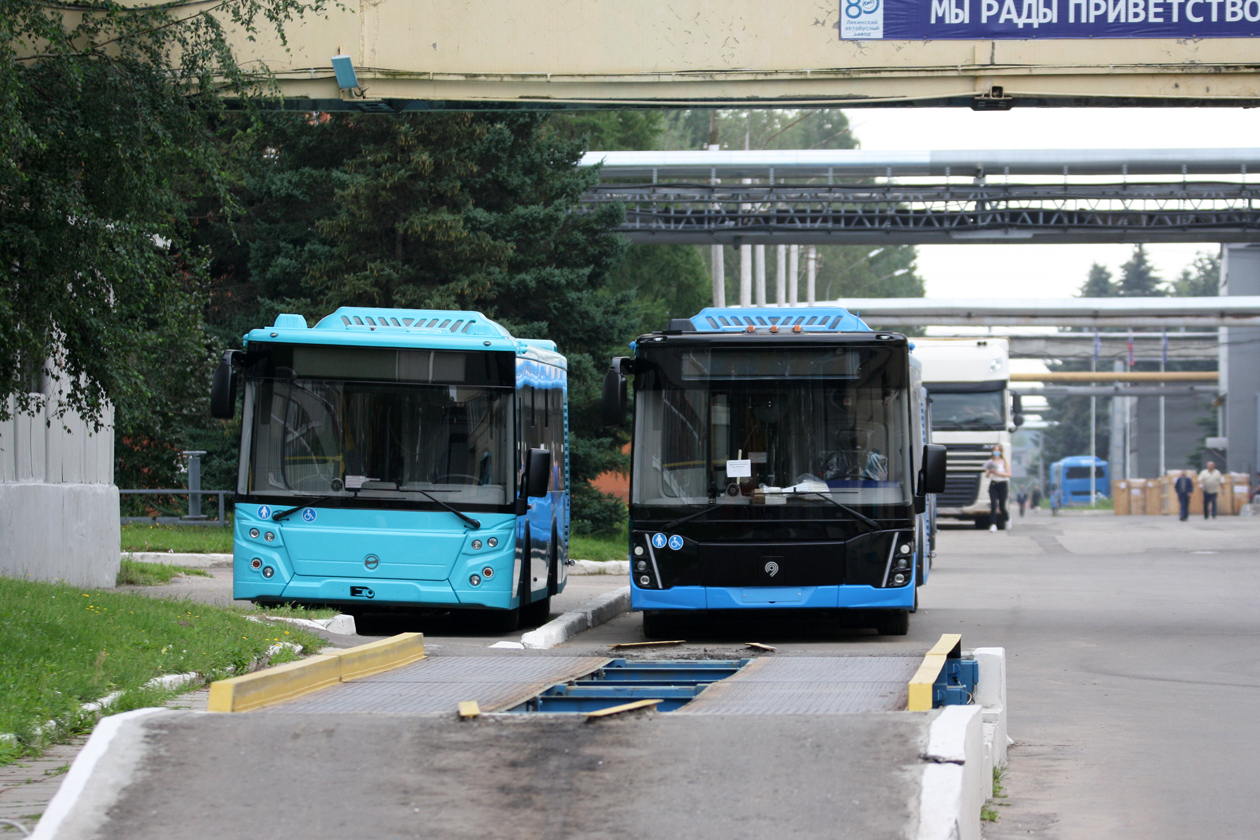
[938,472,981,508]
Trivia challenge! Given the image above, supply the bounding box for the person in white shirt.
[1198,461,1224,519]
[982,448,1011,532]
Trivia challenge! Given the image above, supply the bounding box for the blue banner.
[839,0,1260,38]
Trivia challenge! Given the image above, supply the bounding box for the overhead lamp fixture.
[331,54,360,90]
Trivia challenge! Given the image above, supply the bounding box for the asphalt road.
[554,513,1260,840]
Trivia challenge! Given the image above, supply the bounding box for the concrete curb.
[207,633,427,712]
[569,559,629,575]
[28,708,167,840]
[519,586,631,650]
[916,647,1008,840]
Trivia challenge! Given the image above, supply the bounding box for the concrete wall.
[0,394,120,588]
[1221,245,1260,478]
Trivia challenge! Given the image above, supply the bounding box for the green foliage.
[120,523,234,554]
[546,112,665,152]
[607,244,713,336]
[116,558,210,586]
[1174,251,1220,297]
[0,576,322,761]
[0,0,328,425]
[660,109,857,151]
[569,525,630,562]
[1081,263,1114,297]
[570,480,628,536]
[1118,245,1165,297]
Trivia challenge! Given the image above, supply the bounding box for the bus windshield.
[239,345,513,507]
[631,345,910,511]
[927,388,1005,431]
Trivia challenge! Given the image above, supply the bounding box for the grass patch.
[982,766,1009,822]
[0,576,324,764]
[116,558,211,587]
[120,523,233,554]
[257,603,341,621]
[569,527,628,563]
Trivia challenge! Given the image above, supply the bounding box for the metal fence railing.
[119,488,231,526]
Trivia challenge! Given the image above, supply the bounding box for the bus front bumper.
[631,581,916,612]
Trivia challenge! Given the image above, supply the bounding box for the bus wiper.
[784,491,881,532]
[663,501,729,531]
[272,497,337,521]
[415,488,481,529]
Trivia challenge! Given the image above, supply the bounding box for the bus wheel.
[489,605,520,634]
[642,611,681,640]
[875,609,909,636]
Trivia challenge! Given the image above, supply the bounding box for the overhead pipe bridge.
[580,149,1260,245]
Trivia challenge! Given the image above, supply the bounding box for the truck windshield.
[239,345,513,507]
[927,389,1005,431]
[631,345,910,511]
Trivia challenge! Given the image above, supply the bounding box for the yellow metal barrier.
[907,634,962,712]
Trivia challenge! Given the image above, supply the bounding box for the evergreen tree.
[1174,251,1220,297]
[1081,263,1114,297]
[1118,245,1165,296]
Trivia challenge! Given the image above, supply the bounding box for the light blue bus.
[602,307,946,637]
[210,308,568,630]
[1050,456,1109,508]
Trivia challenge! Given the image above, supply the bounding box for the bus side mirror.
[1011,394,1024,429]
[524,448,552,499]
[921,444,947,495]
[601,357,629,427]
[210,351,240,419]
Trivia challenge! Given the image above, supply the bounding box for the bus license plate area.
[697,542,844,588]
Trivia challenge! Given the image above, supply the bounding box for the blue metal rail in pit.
[507,659,748,713]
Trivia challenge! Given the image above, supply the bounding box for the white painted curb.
[569,559,629,575]
[916,647,1008,840]
[29,708,168,840]
[519,586,631,650]
[918,705,985,840]
[125,552,232,568]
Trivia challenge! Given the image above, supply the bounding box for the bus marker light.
[638,575,651,586]
[487,537,498,548]
[636,560,647,571]
[634,545,645,556]
[250,558,263,570]
[893,573,906,585]
[470,574,482,586]
[249,528,260,539]
[472,540,482,550]
[482,567,494,578]
[264,532,276,542]
[262,566,275,578]
[899,543,910,554]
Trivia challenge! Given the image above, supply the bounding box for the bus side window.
[550,386,565,491]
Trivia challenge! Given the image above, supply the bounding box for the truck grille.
[938,472,981,508]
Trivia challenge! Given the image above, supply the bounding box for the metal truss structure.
[583,180,1260,246]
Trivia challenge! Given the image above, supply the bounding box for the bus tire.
[875,609,909,636]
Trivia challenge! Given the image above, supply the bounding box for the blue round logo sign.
[301,508,317,523]
[651,533,667,549]
[257,505,272,520]
[668,535,684,551]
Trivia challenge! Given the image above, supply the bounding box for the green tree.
[1081,263,1114,297]
[0,0,326,425]
[1118,245,1165,297]
[1174,251,1220,297]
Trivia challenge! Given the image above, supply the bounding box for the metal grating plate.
[676,656,921,714]
[266,655,609,716]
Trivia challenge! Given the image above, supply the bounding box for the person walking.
[1174,470,1194,521]
[1029,484,1042,514]
[1015,486,1028,517]
[983,447,1011,532]
[1199,461,1224,519]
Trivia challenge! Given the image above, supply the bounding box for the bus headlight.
[470,574,482,586]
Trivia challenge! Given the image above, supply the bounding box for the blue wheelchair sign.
[652,533,667,549]
[301,508,317,523]
[667,534,684,551]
